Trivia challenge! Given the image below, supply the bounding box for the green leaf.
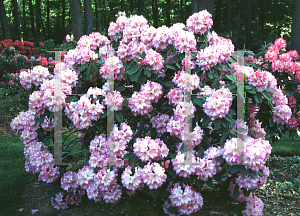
[215,155,224,162]
[249,170,258,179]
[214,172,222,184]
[166,65,177,71]
[167,206,179,215]
[77,64,88,71]
[206,70,213,79]
[242,167,249,178]
[115,112,123,123]
[165,81,175,86]
[225,74,236,82]
[258,169,264,177]
[128,66,141,75]
[144,69,151,77]
[202,115,211,127]
[206,178,213,187]
[95,60,104,65]
[115,86,125,91]
[262,90,272,101]
[267,87,275,93]
[233,184,240,198]
[269,119,275,127]
[166,170,177,179]
[140,72,146,85]
[220,132,228,142]
[193,98,205,107]
[130,69,142,81]
[254,92,263,103]
[231,165,242,174]
[243,188,251,197]
[213,118,221,130]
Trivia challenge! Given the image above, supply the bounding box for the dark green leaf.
[213,118,221,130]
[262,90,272,101]
[254,92,263,103]
[115,112,123,123]
[214,172,222,184]
[231,165,242,174]
[165,81,175,86]
[202,115,211,127]
[206,178,213,187]
[233,184,240,198]
[225,74,236,82]
[128,66,141,75]
[215,155,224,162]
[193,98,205,107]
[267,87,275,93]
[166,65,177,71]
[167,206,179,215]
[166,170,177,179]
[243,188,251,197]
[77,64,88,71]
[130,69,142,81]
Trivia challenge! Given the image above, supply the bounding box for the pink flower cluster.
[64,89,107,129]
[150,113,170,134]
[89,123,133,170]
[104,90,124,112]
[196,35,234,71]
[288,95,297,109]
[165,88,185,106]
[127,81,163,116]
[172,146,223,181]
[141,162,167,189]
[133,136,169,162]
[99,56,126,81]
[274,37,287,50]
[172,71,200,93]
[272,104,292,125]
[203,86,233,121]
[228,181,264,215]
[186,9,213,35]
[247,69,269,92]
[174,30,196,53]
[250,120,266,139]
[144,48,164,72]
[51,189,85,210]
[286,116,298,130]
[77,32,110,51]
[121,166,144,191]
[163,183,203,215]
[19,66,49,90]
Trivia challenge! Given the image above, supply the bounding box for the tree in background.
[197,0,214,17]
[246,0,252,50]
[291,0,300,54]
[69,0,83,41]
[0,0,10,39]
[12,0,22,41]
[28,0,36,39]
[84,0,93,35]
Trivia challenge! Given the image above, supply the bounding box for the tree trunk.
[95,0,99,31]
[22,0,26,35]
[12,0,22,41]
[84,0,93,35]
[138,0,143,15]
[121,0,124,11]
[28,0,36,38]
[214,0,221,33]
[260,0,264,31]
[152,0,158,28]
[253,0,258,33]
[130,0,133,14]
[69,0,83,41]
[61,0,66,39]
[291,0,300,54]
[0,0,10,39]
[246,0,251,50]
[47,0,50,38]
[191,0,197,14]
[197,0,214,17]
[35,0,41,38]
[227,0,232,38]
[166,0,171,26]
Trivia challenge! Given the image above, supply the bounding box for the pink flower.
[274,38,286,50]
[31,209,39,214]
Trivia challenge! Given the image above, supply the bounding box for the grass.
[0,137,32,216]
[0,129,299,216]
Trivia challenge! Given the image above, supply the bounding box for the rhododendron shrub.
[11,11,292,215]
[242,37,300,141]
